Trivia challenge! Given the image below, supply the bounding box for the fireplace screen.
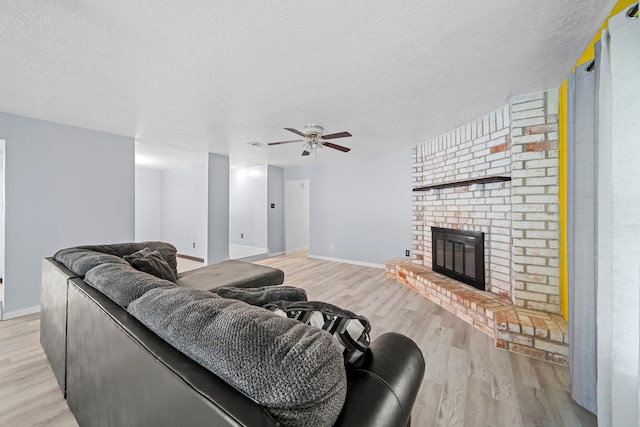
[431,227,485,290]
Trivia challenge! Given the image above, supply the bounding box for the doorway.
[285,179,309,253]
[134,140,209,262]
[0,139,5,314]
[229,165,268,260]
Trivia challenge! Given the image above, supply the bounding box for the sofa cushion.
[55,241,178,278]
[124,248,177,282]
[84,263,176,308]
[216,285,307,306]
[128,287,347,427]
[54,248,129,277]
[176,260,284,291]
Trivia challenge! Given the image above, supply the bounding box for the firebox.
[431,227,485,291]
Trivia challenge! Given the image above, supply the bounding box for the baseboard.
[1,304,41,321]
[177,254,205,263]
[285,247,309,254]
[308,255,385,269]
[267,251,285,257]
[233,253,270,262]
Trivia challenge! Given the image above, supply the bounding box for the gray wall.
[0,112,134,315]
[284,150,412,266]
[207,153,230,264]
[161,161,208,259]
[229,165,267,248]
[135,167,162,242]
[0,143,4,282]
[267,165,285,255]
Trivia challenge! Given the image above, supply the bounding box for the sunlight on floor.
[176,257,203,273]
[229,244,267,260]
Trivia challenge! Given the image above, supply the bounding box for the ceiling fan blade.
[321,131,352,140]
[302,150,311,156]
[285,128,308,138]
[268,139,304,146]
[323,142,351,152]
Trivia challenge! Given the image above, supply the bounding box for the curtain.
[567,53,598,413]
[569,5,640,426]
[599,7,640,426]
[596,30,613,426]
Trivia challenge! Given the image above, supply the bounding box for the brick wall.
[412,89,561,313]
[510,90,561,313]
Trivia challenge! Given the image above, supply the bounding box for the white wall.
[135,167,162,242]
[229,165,267,249]
[161,161,208,259]
[284,150,412,267]
[135,154,231,265]
[0,112,134,315]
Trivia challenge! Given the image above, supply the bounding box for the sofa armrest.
[40,257,78,396]
[334,332,425,427]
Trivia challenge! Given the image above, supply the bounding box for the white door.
[285,179,309,253]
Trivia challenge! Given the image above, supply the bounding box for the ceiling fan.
[268,123,352,156]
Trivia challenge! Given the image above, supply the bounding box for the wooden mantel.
[412,175,511,192]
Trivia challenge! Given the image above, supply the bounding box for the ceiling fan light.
[303,140,322,152]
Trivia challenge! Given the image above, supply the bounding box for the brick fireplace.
[387,88,569,365]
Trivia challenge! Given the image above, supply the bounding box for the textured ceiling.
[0,0,616,168]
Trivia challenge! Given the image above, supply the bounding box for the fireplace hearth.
[431,227,485,291]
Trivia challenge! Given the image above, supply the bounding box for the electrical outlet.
[330,244,334,250]
[241,233,244,239]
[405,249,410,257]
[193,242,196,248]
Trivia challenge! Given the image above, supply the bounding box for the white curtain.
[596,26,613,427]
[596,6,640,427]
[567,53,598,413]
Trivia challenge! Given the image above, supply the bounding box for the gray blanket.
[54,249,129,277]
[128,287,347,427]
[54,241,178,278]
[216,285,307,306]
[85,263,176,308]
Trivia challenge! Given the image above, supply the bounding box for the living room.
[1,1,639,426]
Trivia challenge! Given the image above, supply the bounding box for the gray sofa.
[40,242,425,427]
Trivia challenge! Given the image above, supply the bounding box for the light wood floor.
[0,313,76,426]
[0,252,597,426]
